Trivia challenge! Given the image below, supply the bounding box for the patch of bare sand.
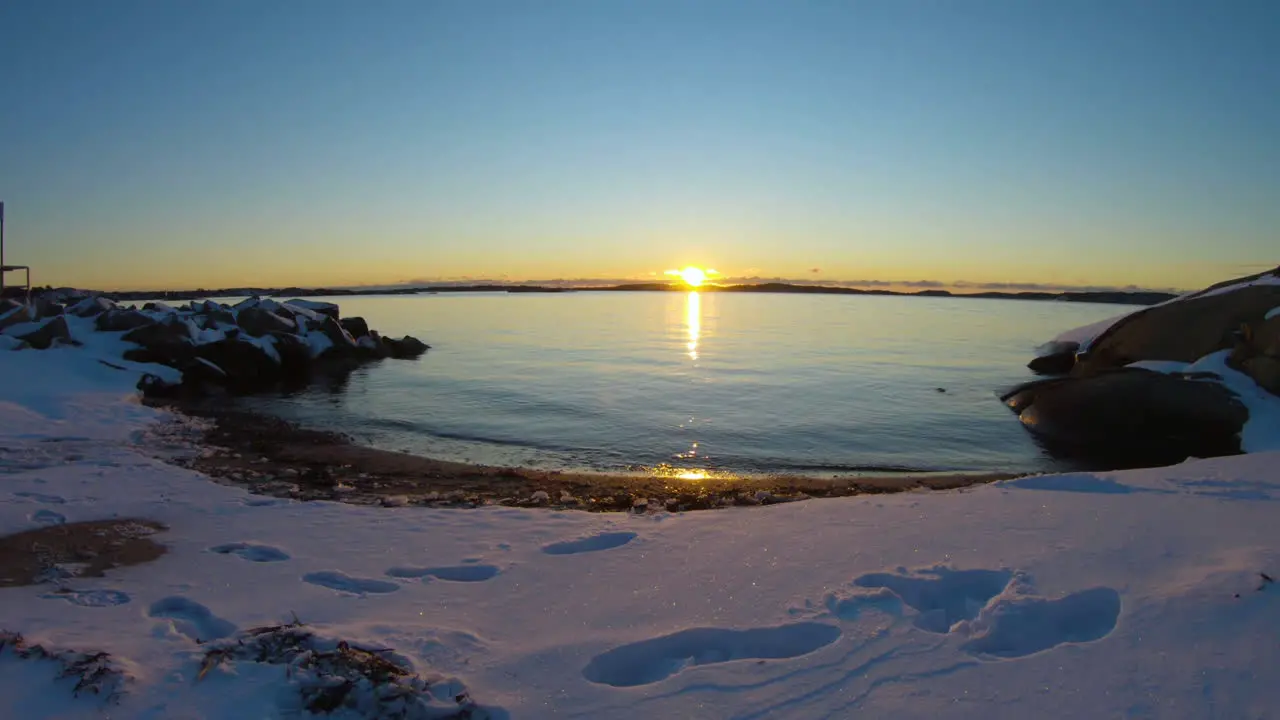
[0,519,167,587]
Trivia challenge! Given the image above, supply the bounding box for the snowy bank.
[1,328,1279,718]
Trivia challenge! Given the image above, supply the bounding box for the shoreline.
[72,281,1175,307]
[150,399,1025,512]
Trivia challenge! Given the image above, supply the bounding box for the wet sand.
[153,400,1024,512]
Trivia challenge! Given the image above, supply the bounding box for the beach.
[156,399,1019,512]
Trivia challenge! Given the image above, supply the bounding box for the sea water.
[242,291,1128,476]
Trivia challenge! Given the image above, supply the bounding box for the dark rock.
[285,299,340,320]
[237,307,295,337]
[13,316,72,350]
[0,304,32,331]
[318,316,358,354]
[199,308,236,328]
[270,332,314,376]
[339,316,370,339]
[137,373,181,398]
[0,298,21,316]
[194,338,283,391]
[1004,369,1246,468]
[95,309,155,332]
[69,297,117,317]
[1075,282,1280,376]
[382,335,429,359]
[33,298,64,319]
[355,335,391,359]
[122,317,194,349]
[1028,341,1079,375]
[142,301,178,314]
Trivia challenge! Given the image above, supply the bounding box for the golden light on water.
[676,470,709,481]
[686,291,700,360]
[665,266,718,288]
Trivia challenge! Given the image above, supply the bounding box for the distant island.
[72,282,1177,306]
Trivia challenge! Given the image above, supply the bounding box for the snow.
[0,319,48,338]
[1196,272,1280,300]
[286,299,339,314]
[2,344,1280,718]
[280,302,322,323]
[1052,272,1280,351]
[238,333,282,364]
[1050,310,1132,351]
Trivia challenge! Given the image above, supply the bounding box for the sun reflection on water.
[686,291,700,361]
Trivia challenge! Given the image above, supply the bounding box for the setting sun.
[665,266,718,288]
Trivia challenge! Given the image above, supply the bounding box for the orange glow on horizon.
[665,266,718,288]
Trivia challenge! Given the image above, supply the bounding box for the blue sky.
[0,0,1276,291]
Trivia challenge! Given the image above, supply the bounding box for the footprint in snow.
[14,491,67,504]
[210,542,290,562]
[542,532,637,556]
[583,623,841,687]
[851,567,1013,633]
[42,589,131,607]
[303,571,400,595]
[147,596,237,641]
[386,565,500,583]
[802,565,1121,659]
[960,587,1121,659]
[30,509,66,526]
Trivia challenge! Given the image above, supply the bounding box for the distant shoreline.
[88,282,1175,306]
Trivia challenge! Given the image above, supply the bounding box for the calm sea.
[239,291,1129,477]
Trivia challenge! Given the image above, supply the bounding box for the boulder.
[1074,281,1280,376]
[1003,369,1247,468]
[318,315,358,354]
[270,332,314,375]
[13,316,72,350]
[237,307,295,337]
[142,301,178,314]
[195,338,283,391]
[69,296,117,317]
[199,308,237,328]
[0,304,32,331]
[339,316,370,339]
[1027,341,1078,375]
[0,298,22,316]
[33,298,65,320]
[122,317,194,349]
[382,335,429,359]
[95,309,156,332]
[285,299,340,320]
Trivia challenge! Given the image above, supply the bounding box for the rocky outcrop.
[1074,284,1280,376]
[2,292,431,397]
[1010,268,1280,466]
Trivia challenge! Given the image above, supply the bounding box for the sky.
[0,0,1276,292]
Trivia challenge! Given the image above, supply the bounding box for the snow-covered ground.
[2,342,1279,718]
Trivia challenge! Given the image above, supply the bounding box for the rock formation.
[1010,267,1280,467]
[0,293,430,397]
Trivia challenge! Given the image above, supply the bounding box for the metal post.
[1,200,6,296]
